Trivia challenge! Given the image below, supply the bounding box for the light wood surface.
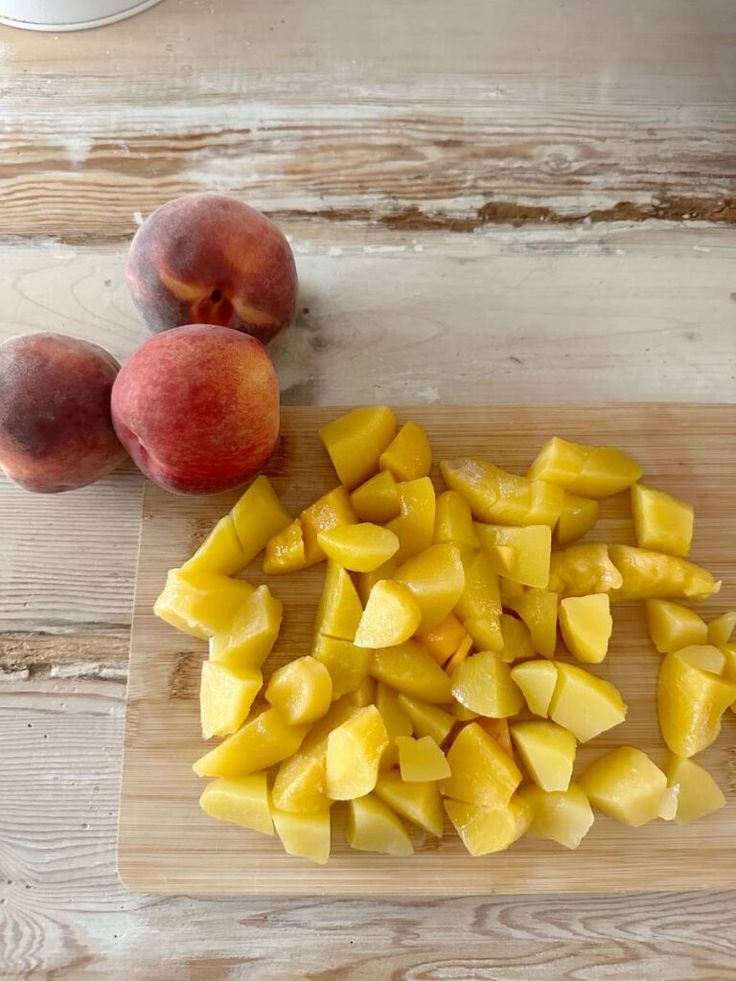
[120,404,736,895]
[2,0,736,973]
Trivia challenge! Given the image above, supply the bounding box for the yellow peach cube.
[208,584,282,670]
[463,615,503,653]
[262,519,307,574]
[645,599,707,654]
[319,405,397,488]
[555,492,600,547]
[379,421,433,481]
[199,773,273,835]
[182,514,247,577]
[386,476,436,561]
[317,522,399,573]
[371,640,453,704]
[434,490,480,554]
[230,475,292,566]
[526,480,566,527]
[265,656,332,725]
[354,580,421,648]
[579,746,667,827]
[707,611,736,647]
[510,659,558,717]
[519,783,594,849]
[503,590,558,659]
[444,796,531,856]
[395,543,465,630]
[548,662,627,742]
[631,483,694,558]
[609,544,720,603]
[301,486,358,566]
[375,683,413,769]
[397,694,454,745]
[200,661,262,739]
[476,524,551,589]
[510,720,576,792]
[666,755,726,824]
[451,650,524,718]
[271,754,327,813]
[154,568,254,640]
[312,634,372,698]
[193,708,308,778]
[325,705,388,799]
[416,612,467,665]
[271,807,331,865]
[499,613,535,662]
[528,437,642,497]
[559,594,612,664]
[374,771,444,836]
[657,647,736,756]
[346,794,413,856]
[442,722,522,808]
[454,550,501,622]
[356,555,400,606]
[350,470,401,523]
[313,560,363,643]
[396,735,451,782]
[548,543,623,597]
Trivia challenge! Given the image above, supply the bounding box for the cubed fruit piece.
[527,480,566,527]
[454,551,501,621]
[349,676,377,707]
[555,492,600,547]
[631,483,694,558]
[416,613,467,665]
[464,615,503,654]
[434,490,480,553]
[312,635,372,698]
[645,599,707,654]
[548,662,627,742]
[504,589,558,659]
[510,721,576,792]
[666,756,726,824]
[356,556,400,606]
[350,470,401,523]
[199,773,273,835]
[265,656,332,725]
[301,486,358,565]
[319,405,397,488]
[263,519,307,574]
[397,694,454,744]
[579,746,667,827]
[313,561,363,643]
[707,611,736,647]
[675,644,726,674]
[528,437,642,497]
[154,568,254,640]
[325,705,388,799]
[439,458,500,522]
[371,640,453,703]
[476,524,551,589]
[354,580,421,648]
[559,594,612,664]
[379,421,433,481]
[272,754,326,813]
[444,796,531,856]
[519,783,594,849]
[442,722,522,807]
[374,771,444,836]
[182,515,247,577]
[527,436,586,486]
[548,544,623,597]
[193,708,308,778]
[395,543,465,630]
[386,477,436,561]
[499,612,537,663]
[396,735,451,782]
[510,660,558,717]
[441,458,561,528]
[346,794,413,856]
[476,717,514,758]
[609,544,720,603]
[209,584,283,670]
[317,523,399,573]
[445,634,474,674]
[375,683,413,769]
[231,475,292,565]
[271,807,331,865]
[451,650,524,718]
[200,661,262,739]
[657,647,736,757]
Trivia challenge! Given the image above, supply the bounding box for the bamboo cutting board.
[118,404,736,895]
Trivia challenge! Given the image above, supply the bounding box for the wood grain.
[120,404,736,895]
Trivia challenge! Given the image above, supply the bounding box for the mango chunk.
[317,522,399,573]
[519,783,594,849]
[397,694,454,745]
[209,584,283,670]
[499,613,536,663]
[263,519,307,574]
[354,580,422,648]
[451,650,524,718]
[444,796,531,856]
[396,735,451,782]
[555,492,600,547]
[272,753,327,813]
[154,568,254,640]
[182,515,247,577]
[442,722,522,807]
[548,544,623,598]
[504,589,558,659]
[301,486,358,566]
[231,475,292,566]
[464,615,503,654]
[657,647,736,756]
[548,662,627,742]
[631,483,693,558]
[416,613,467,665]
[272,807,331,865]
[379,421,433,481]
[374,771,444,836]
[666,755,726,824]
[386,477,436,561]
[434,490,480,553]
[707,611,736,647]
[510,720,576,792]
[265,656,332,725]
[580,746,667,827]
[645,599,707,654]
[313,561,363,643]
[371,640,453,703]
[319,405,397,489]
[350,469,401,523]
[395,543,465,630]
[346,793,413,856]
[375,683,413,769]
[510,660,558,717]
[199,773,273,835]
[312,635,372,698]
[454,550,501,622]
[558,594,612,664]
[200,661,262,739]
[476,524,551,589]
[326,705,388,799]
[193,708,308,778]
[528,437,642,497]
[609,544,720,603]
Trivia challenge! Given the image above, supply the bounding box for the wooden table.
[1,1,735,975]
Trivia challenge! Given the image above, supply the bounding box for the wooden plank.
[120,403,736,895]
[0,0,734,238]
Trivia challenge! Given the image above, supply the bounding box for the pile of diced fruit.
[154,406,735,864]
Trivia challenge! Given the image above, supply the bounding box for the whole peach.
[127,193,297,344]
[111,324,279,495]
[0,332,126,493]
